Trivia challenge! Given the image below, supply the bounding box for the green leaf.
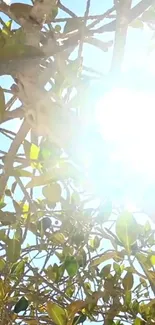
[5,20,12,31]
[42,183,61,203]
[113,262,121,275]
[130,19,144,29]
[50,232,66,245]
[47,302,67,325]
[11,260,26,275]
[6,239,21,263]
[132,300,139,315]
[65,256,78,277]
[0,259,5,271]
[0,87,5,121]
[14,296,29,313]
[123,272,134,291]
[89,236,100,250]
[116,211,139,252]
[125,291,131,306]
[64,18,81,34]
[52,5,58,19]
[134,318,142,325]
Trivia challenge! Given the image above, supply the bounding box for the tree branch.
[93,0,155,34]
[0,120,30,200]
[110,0,132,74]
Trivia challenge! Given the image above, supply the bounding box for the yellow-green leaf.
[122,272,134,291]
[47,302,67,325]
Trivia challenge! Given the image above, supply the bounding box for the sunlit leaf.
[150,255,155,265]
[116,211,139,252]
[89,236,100,250]
[47,302,67,325]
[30,143,40,168]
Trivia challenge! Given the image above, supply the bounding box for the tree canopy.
[0,0,155,324]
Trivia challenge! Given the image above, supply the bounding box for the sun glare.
[96,87,155,182]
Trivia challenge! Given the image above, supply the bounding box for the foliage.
[0,0,155,324]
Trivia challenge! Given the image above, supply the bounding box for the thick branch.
[93,0,155,34]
